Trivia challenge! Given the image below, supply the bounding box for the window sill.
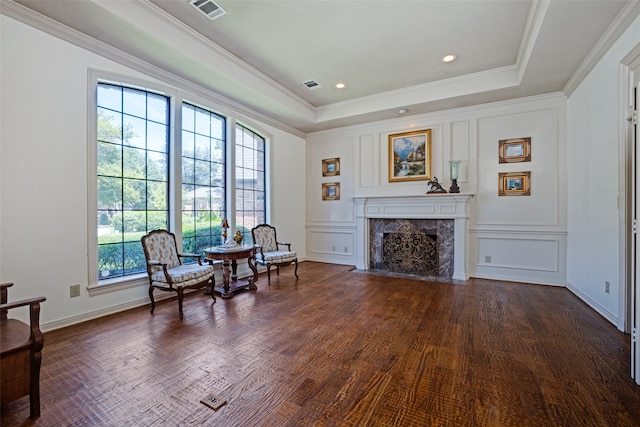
[87,274,148,296]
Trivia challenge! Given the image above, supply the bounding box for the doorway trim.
[619,42,640,384]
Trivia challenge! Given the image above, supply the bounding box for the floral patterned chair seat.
[141,229,216,319]
[251,224,298,285]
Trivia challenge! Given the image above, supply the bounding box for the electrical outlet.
[332,246,336,252]
[344,246,348,253]
[70,284,80,298]
[485,255,491,263]
[605,281,610,294]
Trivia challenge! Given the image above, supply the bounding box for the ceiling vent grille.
[189,0,227,21]
[303,80,321,90]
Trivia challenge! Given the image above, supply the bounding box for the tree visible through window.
[94,82,269,283]
[235,124,266,245]
[96,83,169,280]
[181,103,226,255]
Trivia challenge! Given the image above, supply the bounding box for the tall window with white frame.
[235,124,266,245]
[96,83,169,280]
[181,103,227,255]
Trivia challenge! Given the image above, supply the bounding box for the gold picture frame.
[322,158,340,176]
[499,171,531,196]
[322,182,340,200]
[388,129,432,182]
[499,137,531,163]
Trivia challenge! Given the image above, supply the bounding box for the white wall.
[566,14,640,328]
[0,16,305,329]
[306,94,568,285]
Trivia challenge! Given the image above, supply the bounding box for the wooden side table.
[204,245,259,298]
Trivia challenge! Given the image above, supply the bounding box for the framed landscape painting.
[322,182,340,201]
[388,129,432,182]
[322,158,340,176]
[499,137,531,163]
[498,171,531,196]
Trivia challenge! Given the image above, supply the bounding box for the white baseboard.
[42,289,189,332]
[565,281,619,327]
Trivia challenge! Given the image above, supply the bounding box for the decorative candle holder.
[449,160,461,193]
[221,219,229,244]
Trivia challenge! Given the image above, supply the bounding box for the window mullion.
[172,97,183,247]
[228,118,237,229]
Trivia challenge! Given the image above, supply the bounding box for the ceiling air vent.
[303,80,321,90]
[189,0,227,21]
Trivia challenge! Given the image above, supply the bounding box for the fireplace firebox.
[370,218,454,277]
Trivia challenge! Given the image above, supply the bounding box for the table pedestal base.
[204,246,259,299]
[214,277,257,299]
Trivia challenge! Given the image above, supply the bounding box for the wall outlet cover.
[70,284,81,298]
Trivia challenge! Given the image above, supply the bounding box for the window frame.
[235,122,267,246]
[87,70,272,294]
[95,82,171,281]
[180,101,227,256]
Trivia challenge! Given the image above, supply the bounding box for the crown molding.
[97,0,316,115]
[563,0,640,96]
[515,0,551,81]
[316,65,520,123]
[308,92,566,138]
[0,0,307,138]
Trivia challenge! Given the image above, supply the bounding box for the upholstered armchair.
[0,283,46,418]
[251,224,298,285]
[141,230,216,319]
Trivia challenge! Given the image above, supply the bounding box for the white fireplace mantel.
[353,194,474,280]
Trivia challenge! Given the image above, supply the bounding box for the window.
[96,83,169,280]
[93,81,269,285]
[181,103,226,255]
[235,124,266,245]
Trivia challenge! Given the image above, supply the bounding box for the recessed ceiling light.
[441,53,457,63]
[335,83,346,89]
[398,108,408,114]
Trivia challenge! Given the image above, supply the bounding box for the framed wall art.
[322,158,340,176]
[322,182,340,201]
[498,171,531,196]
[388,129,432,182]
[499,137,531,163]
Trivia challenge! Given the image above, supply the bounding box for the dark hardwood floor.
[2,262,639,426]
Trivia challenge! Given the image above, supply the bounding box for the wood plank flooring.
[2,261,639,426]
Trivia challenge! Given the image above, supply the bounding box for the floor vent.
[303,80,321,90]
[189,0,227,21]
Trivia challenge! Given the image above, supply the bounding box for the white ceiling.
[6,0,637,134]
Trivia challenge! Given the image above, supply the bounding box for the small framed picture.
[322,182,340,200]
[499,171,531,196]
[499,137,531,163]
[322,158,340,176]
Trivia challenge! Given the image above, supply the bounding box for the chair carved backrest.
[252,225,278,252]
[141,230,181,275]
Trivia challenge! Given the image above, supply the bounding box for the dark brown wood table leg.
[221,259,232,298]
[230,259,238,281]
[247,254,258,290]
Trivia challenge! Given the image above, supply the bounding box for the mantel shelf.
[353,193,475,201]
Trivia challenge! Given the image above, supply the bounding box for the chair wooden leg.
[177,288,184,319]
[294,259,299,279]
[149,286,156,314]
[30,351,42,418]
[210,278,216,302]
[267,265,271,285]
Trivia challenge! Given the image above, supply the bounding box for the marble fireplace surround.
[353,194,474,280]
